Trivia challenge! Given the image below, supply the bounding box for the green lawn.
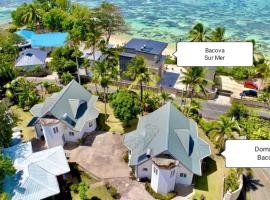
[10,105,36,141]
[191,129,228,200]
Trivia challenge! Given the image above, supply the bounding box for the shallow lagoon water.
[1,0,270,56]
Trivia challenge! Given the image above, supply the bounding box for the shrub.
[123,151,129,163]
[224,169,240,192]
[215,66,256,80]
[47,83,61,94]
[165,55,177,64]
[7,24,18,33]
[60,72,74,85]
[70,183,79,193]
[145,182,176,200]
[0,192,8,200]
[78,182,88,200]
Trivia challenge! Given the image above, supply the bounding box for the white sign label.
[173,42,253,67]
[222,140,270,168]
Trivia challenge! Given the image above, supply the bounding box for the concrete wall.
[40,119,97,148]
[223,175,243,200]
[175,163,193,185]
[231,97,270,109]
[136,159,152,179]
[151,163,177,194]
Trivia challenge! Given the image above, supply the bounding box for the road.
[200,101,270,121]
[250,168,270,200]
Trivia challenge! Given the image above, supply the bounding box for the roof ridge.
[45,80,76,116]
[166,102,173,151]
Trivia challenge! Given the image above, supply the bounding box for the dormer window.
[89,121,93,127]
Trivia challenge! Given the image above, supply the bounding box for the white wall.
[41,123,65,148]
[175,163,193,185]
[35,124,43,138]
[150,163,177,194]
[40,119,97,148]
[136,159,152,179]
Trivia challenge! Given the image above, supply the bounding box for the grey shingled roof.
[15,48,47,67]
[123,102,211,175]
[124,38,168,55]
[30,80,99,131]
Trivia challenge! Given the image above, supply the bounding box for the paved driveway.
[68,132,130,179]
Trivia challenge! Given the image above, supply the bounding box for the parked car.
[240,90,258,97]
[244,80,258,90]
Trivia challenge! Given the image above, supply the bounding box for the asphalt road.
[200,101,270,121]
[250,168,270,200]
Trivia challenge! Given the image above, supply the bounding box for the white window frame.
[153,167,158,175]
[180,173,187,178]
[69,131,74,136]
[53,126,59,134]
[170,170,175,178]
[89,121,93,127]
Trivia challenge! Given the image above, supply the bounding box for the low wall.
[223,175,243,200]
[231,97,270,109]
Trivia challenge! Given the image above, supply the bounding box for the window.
[180,173,187,178]
[89,121,93,127]
[153,167,158,175]
[170,170,175,178]
[143,168,148,172]
[53,126,59,134]
[69,132,74,136]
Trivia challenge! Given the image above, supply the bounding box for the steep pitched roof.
[15,49,47,67]
[124,38,168,55]
[29,80,99,131]
[3,143,70,200]
[123,102,211,175]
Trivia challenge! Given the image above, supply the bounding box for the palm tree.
[188,23,210,42]
[125,56,154,112]
[21,3,43,30]
[181,100,201,121]
[209,116,240,151]
[207,27,226,42]
[256,63,270,86]
[86,28,102,68]
[179,67,209,100]
[92,60,117,121]
[160,91,173,105]
[69,28,85,85]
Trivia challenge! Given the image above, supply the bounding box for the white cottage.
[124,102,211,194]
[28,80,99,148]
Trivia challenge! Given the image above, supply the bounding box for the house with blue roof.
[3,142,70,200]
[28,80,99,148]
[120,38,168,77]
[16,29,68,48]
[123,102,211,194]
[15,48,47,71]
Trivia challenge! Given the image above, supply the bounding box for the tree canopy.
[110,90,142,124]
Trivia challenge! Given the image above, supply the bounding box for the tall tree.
[207,27,227,42]
[209,116,240,151]
[180,67,209,100]
[0,99,16,148]
[188,23,209,42]
[125,56,154,112]
[21,3,43,30]
[95,2,127,44]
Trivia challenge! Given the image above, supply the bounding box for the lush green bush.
[165,55,177,64]
[0,192,8,200]
[60,72,74,85]
[123,151,129,163]
[145,182,176,200]
[110,90,142,125]
[7,24,18,33]
[78,182,88,200]
[224,169,240,192]
[216,66,257,80]
[46,83,61,94]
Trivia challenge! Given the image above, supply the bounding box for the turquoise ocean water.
[1,0,270,56]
